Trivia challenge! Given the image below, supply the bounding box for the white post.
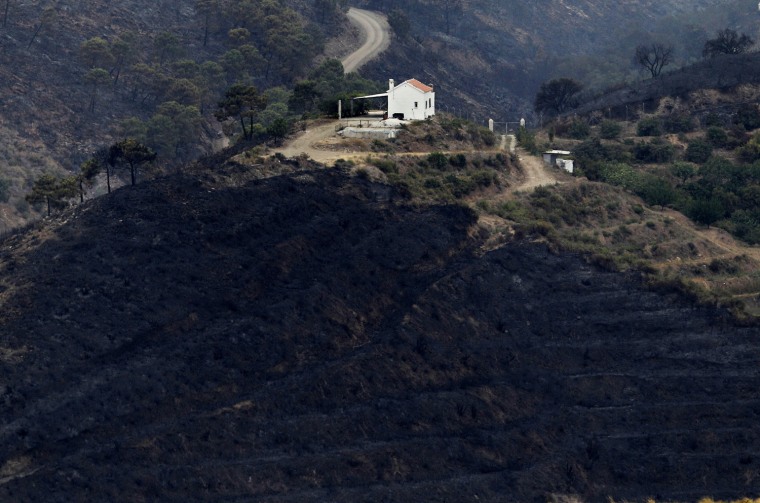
[488,118,494,132]
[338,100,342,120]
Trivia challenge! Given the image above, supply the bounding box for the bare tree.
[635,43,673,78]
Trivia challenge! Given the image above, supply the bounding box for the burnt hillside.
[0,165,758,501]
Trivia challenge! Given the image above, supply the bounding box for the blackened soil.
[0,169,758,502]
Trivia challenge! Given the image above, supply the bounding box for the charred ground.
[0,162,758,502]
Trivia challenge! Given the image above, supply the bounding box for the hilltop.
[0,126,759,501]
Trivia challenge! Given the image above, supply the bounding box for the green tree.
[147,101,202,160]
[387,8,410,39]
[688,197,725,227]
[109,139,157,186]
[28,6,56,49]
[228,27,251,44]
[266,117,289,144]
[670,162,696,184]
[636,176,676,208]
[534,78,583,115]
[77,158,101,202]
[110,35,136,86]
[25,174,77,216]
[79,37,114,69]
[85,68,112,112]
[195,0,220,47]
[154,31,183,64]
[215,84,266,140]
[166,78,201,106]
[703,29,754,57]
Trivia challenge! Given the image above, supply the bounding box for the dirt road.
[342,8,391,73]
[275,120,355,164]
[511,147,560,192]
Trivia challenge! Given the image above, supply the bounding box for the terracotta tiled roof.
[404,79,434,93]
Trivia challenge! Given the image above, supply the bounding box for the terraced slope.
[0,167,757,501]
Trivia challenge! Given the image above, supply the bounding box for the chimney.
[388,79,394,91]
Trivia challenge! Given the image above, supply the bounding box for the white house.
[352,78,435,121]
[387,79,435,120]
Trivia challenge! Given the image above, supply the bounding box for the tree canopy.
[534,78,583,115]
[703,29,754,57]
[109,139,156,186]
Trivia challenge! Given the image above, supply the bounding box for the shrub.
[449,153,467,169]
[479,128,496,147]
[369,157,397,174]
[637,117,662,136]
[633,140,674,163]
[706,126,728,147]
[662,114,695,133]
[599,120,622,139]
[685,139,713,163]
[705,113,724,127]
[567,120,590,139]
[687,197,726,226]
[735,107,760,130]
[516,126,538,153]
[738,141,760,164]
[427,152,448,170]
[636,176,677,207]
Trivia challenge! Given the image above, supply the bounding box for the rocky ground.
[0,163,758,502]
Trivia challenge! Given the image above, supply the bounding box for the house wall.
[388,84,435,120]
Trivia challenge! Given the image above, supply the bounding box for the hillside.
[0,152,759,501]
[0,0,350,227]
[355,0,743,121]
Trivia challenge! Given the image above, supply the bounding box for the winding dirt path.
[342,8,391,73]
[511,147,561,192]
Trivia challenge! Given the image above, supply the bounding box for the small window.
[414,102,418,108]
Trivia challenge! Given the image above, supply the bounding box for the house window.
[414,102,418,108]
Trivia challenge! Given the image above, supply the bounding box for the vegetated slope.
[575,51,760,115]
[0,0,345,225]
[0,162,759,502]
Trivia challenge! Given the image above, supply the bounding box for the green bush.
[516,126,538,153]
[567,120,590,139]
[369,157,398,174]
[636,176,677,207]
[738,142,760,164]
[687,197,726,226]
[706,126,728,147]
[449,153,467,169]
[427,152,448,170]
[735,107,760,130]
[662,114,695,133]
[685,139,713,164]
[637,117,662,136]
[479,128,496,147]
[599,120,622,139]
[599,162,641,190]
[633,140,674,163]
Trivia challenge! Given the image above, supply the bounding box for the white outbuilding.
[352,78,436,121]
